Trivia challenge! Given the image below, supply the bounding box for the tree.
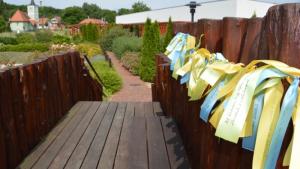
[0,16,6,32]
[101,9,116,23]
[139,18,161,82]
[82,3,101,19]
[163,17,174,50]
[39,6,62,18]
[251,10,257,18]
[118,8,131,15]
[152,21,161,52]
[62,6,86,25]
[132,1,150,13]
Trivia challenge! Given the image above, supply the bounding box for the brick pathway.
[107,52,152,102]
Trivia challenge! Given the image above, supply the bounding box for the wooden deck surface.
[18,102,190,169]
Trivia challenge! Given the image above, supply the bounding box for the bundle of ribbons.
[165,32,300,169]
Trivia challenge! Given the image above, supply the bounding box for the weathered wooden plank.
[146,116,170,169]
[10,68,28,158]
[134,102,145,117]
[144,102,154,117]
[0,111,7,169]
[19,102,82,169]
[63,102,109,169]
[48,102,101,169]
[239,18,263,64]
[31,102,92,169]
[114,117,148,169]
[124,102,134,118]
[0,70,21,168]
[80,102,118,169]
[198,19,223,53]
[160,117,190,169]
[222,17,248,62]
[153,102,163,116]
[97,102,126,169]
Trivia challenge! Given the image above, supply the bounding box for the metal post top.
[186,1,200,8]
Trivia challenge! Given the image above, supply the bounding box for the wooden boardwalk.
[18,102,190,169]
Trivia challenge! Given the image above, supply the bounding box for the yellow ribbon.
[252,81,283,169]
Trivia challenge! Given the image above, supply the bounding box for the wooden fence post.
[0,69,21,168]
[222,17,248,62]
[10,68,28,157]
[239,18,263,64]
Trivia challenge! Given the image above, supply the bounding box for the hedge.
[89,60,122,96]
[111,36,142,59]
[121,52,140,75]
[99,26,132,51]
[0,43,49,52]
[0,37,17,45]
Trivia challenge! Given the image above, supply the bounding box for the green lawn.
[0,52,43,64]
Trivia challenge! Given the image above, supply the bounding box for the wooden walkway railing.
[152,3,300,169]
[0,51,102,169]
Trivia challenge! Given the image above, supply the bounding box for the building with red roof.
[68,17,107,36]
[79,18,107,26]
[9,9,34,33]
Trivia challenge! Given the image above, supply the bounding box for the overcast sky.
[4,0,300,10]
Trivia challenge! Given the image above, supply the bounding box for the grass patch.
[88,60,122,97]
[0,52,42,64]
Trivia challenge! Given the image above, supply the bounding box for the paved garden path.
[107,52,152,102]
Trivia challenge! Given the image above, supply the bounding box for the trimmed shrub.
[121,52,140,75]
[0,37,17,45]
[139,18,161,82]
[111,36,142,59]
[0,43,49,52]
[35,30,53,43]
[52,35,71,44]
[80,24,100,42]
[89,60,122,96]
[16,33,36,44]
[163,17,174,50]
[99,26,132,51]
[152,21,162,52]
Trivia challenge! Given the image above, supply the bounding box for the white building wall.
[10,22,34,33]
[27,5,39,20]
[116,0,275,24]
[236,0,275,18]
[194,0,237,20]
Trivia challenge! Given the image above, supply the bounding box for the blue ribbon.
[256,68,286,86]
[242,93,265,151]
[169,34,188,71]
[180,73,190,84]
[264,78,299,169]
[200,80,225,122]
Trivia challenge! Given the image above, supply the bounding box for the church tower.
[27,0,39,20]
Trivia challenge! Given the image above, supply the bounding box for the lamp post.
[186,1,201,22]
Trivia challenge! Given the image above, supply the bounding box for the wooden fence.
[152,3,300,169]
[0,51,102,169]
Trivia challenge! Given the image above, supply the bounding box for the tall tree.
[139,18,161,82]
[163,17,174,50]
[39,6,62,18]
[0,16,6,32]
[117,8,131,15]
[152,21,161,52]
[132,1,150,13]
[101,9,116,23]
[82,3,101,18]
[62,6,86,25]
